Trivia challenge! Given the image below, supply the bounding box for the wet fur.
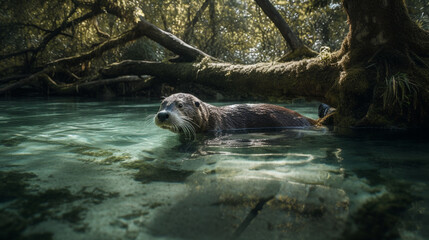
[155,93,316,136]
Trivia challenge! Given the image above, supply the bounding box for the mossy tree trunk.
[329,0,429,128]
[101,59,338,101]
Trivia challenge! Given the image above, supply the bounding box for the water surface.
[0,98,428,240]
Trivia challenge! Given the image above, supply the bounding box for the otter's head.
[154,93,207,138]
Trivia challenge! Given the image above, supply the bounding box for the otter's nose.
[157,111,169,122]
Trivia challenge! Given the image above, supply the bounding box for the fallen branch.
[101,59,338,101]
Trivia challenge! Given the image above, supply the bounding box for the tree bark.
[101,59,338,101]
[134,15,217,62]
[330,0,429,128]
[254,0,317,61]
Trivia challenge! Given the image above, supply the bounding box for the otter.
[154,93,329,138]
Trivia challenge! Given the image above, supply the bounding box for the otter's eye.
[177,103,183,108]
[195,101,200,107]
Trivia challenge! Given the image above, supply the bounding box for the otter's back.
[216,104,314,130]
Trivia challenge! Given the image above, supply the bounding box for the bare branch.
[135,15,218,62]
[49,28,143,67]
[13,22,74,38]
[183,0,211,42]
[0,9,102,62]
[254,0,303,50]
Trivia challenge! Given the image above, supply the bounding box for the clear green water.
[0,98,428,240]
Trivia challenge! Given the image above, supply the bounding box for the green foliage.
[407,0,429,30]
[0,0,427,77]
[0,0,350,74]
[382,73,419,111]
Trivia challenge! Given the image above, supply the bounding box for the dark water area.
[0,98,428,240]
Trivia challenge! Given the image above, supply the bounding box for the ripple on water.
[0,99,428,240]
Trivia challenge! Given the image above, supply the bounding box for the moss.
[341,170,419,240]
[278,46,318,62]
[101,154,131,164]
[341,192,413,240]
[18,188,77,221]
[318,46,332,65]
[149,202,163,209]
[73,146,132,165]
[1,171,119,239]
[334,66,375,127]
[61,206,87,224]
[119,210,149,220]
[338,67,370,95]
[122,161,194,183]
[79,149,114,157]
[0,210,27,240]
[0,171,37,202]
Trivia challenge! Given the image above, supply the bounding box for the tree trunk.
[330,0,429,128]
[101,59,338,101]
[254,0,317,61]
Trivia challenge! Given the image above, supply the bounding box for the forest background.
[1,0,429,128]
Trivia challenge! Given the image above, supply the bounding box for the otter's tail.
[318,103,336,118]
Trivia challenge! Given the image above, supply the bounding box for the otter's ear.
[194,101,200,107]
